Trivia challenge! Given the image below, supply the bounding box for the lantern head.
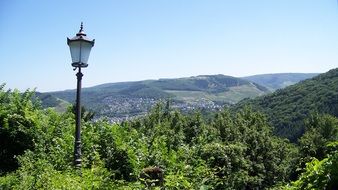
[67,22,95,68]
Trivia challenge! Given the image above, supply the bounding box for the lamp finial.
[76,22,86,36]
[79,22,83,32]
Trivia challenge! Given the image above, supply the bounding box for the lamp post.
[67,23,95,169]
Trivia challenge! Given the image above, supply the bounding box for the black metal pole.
[74,67,83,169]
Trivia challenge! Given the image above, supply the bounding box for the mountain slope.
[35,92,70,112]
[46,75,269,121]
[236,69,338,141]
[242,73,319,91]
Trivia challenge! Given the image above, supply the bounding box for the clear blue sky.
[1,0,338,92]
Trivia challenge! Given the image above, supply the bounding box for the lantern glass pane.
[68,40,93,64]
[80,41,93,64]
[69,41,81,63]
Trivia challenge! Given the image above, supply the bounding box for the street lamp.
[67,22,95,168]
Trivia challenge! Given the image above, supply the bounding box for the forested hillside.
[236,68,338,142]
[1,84,337,189]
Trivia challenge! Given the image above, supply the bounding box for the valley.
[39,73,318,122]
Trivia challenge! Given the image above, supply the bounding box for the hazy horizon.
[32,71,320,93]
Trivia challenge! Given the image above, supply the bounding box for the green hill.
[44,75,269,120]
[34,92,70,112]
[236,69,338,141]
[242,73,319,91]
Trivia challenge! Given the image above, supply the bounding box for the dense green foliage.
[236,68,338,142]
[284,150,338,190]
[0,85,40,173]
[1,84,338,189]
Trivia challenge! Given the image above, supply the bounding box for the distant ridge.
[38,73,317,122]
[42,74,269,121]
[242,73,319,91]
